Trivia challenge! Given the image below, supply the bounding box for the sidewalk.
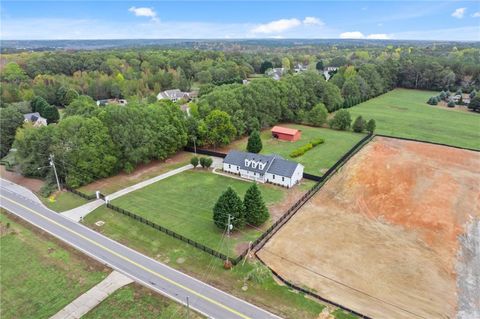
[50,271,133,319]
[61,199,104,222]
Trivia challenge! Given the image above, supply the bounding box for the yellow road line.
[0,194,252,319]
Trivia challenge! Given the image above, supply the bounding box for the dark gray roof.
[23,112,42,121]
[224,150,300,178]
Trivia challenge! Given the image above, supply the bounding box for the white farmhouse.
[23,112,47,127]
[223,150,304,188]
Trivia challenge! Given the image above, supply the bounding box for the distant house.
[96,99,128,106]
[23,112,47,127]
[271,126,302,142]
[293,63,308,73]
[266,68,285,81]
[223,150,304,188]
[323,66,338,81]
[157,89,190,102]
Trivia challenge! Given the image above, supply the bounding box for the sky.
[1,1,479,41]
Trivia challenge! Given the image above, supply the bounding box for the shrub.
[311,138,324,146]
[329,110,351,130]
[447,100,455,108]
[427,96,438,105]
[200,157,213,168]
[352,116,366,133]
[290,143,313,158]
[366,119,376,133]
[190,156,199,168]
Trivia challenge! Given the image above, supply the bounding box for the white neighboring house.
[223,150,304,188]
[157,89,190,102]
[266,68,285,81]
[293,63,308,73]
[23,112,47,127]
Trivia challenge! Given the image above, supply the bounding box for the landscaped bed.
[108,169,314,256]
[217,124,365,176]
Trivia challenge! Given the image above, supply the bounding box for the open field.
[83,283,203,319]
[77,151,191,196]
[217,124,365,175]
[83,205,327,319]
[348,88,480,149]
[0,211,108,319]
[111,169,314,256]
[258,137,480,319]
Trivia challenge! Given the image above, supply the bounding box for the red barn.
[271,126,302,142]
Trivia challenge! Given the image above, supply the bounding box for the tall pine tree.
[246,130,262,153]
[213,187,245,230]
[244,184,269,227]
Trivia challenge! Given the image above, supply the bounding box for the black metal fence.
[64,186,106,201]
[376,134,480,152]
[184,147,227,158]
[106,202,232,263]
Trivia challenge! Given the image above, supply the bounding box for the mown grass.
[0,212,108,319]
[227,125,365,175]
[83,283,203,319]
[83,206,327,319]
[40,191,89,212]
[347,88,480,149]
[111,169,289,256]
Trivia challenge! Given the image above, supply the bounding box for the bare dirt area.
[257,137,480,319]
[0,166,44,193]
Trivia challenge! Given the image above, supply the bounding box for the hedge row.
[289,138,324,158]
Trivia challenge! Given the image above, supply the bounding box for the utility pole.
[49,154,61,191]
[192,137,197,156]
[226,214,233,237]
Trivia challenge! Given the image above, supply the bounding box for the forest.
[1,41,479,190]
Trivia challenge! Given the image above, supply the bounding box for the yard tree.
[202,110,236,148]
[352,115,366,133]
[31,96,50,114]
[307,103,328,127]
[316,60,324,70]
[42,105,60,123]
[260,61,273,74]
[65,95,97,117]
[366,119,376,133]
[329,109,352,130]
[213,187,245,230]
[247,130,262,153]
[0,106,24,158]
[468,96,480,112]
[244,184,269,227]
[190,156,199,168]
[469,90,476,99]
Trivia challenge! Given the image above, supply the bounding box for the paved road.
[0,183,282,319]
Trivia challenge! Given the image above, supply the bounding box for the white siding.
[223,163,239,174]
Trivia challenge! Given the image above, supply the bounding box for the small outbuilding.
[271,126,301,142]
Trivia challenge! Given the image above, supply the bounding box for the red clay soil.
[258,137,480,319]
[0,166,44,193]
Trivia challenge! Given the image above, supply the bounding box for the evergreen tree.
[352,115,366,133]
[213,187,245,230]
[42,105,60,123]
[244,184,269,227]
[366,119,376,134]
[246,130,262,153]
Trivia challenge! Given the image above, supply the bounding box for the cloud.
[303,17,323,26]
[339,32,390,39]
[367,33,390,39]
[251,18,301,34]
[128,7,158,21]
[473,12,480,18]
[339,31,364,39]
[451,8,466,19]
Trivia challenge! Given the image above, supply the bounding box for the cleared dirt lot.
[257,137,480,319]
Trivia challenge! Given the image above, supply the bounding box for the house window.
[229,164,231,169]
[273,175,275,179]
[282,177,285,182]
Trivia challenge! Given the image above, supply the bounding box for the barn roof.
[271,126,300,136]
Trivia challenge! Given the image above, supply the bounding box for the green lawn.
[226,124,365,175]
[83,284,203,319]
[111,169,287,256]
[0,212,108,319]
[40,191,89,212]
[347,88,480,149]
[83,206,327,319]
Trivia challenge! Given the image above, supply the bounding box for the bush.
[190,156,199,168]
[366,119,376,133]
[352,115,366,133]
[39,183,57,198]
[447,100,455,108]
[468,96,480,112]
[200,157,213,168]
[311,138,324,146]
[427,96,438,105]
[290,143,313,158]
[329,110,351,131]
[306,103,328,127]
